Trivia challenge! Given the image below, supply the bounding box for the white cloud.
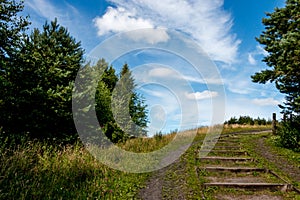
[252,98,280,106]
[24,0,95,50]
[148,67,176,77]
[248,53,257,65]
[246,45,269,65]
[256,45,269,57]
[125,28,169,44]
[94,7,153,35]
[95,0,241,64]
[93,7,169,43]
[183,75,224,85]
[26,0,61,19]
[186,90,218,100]
[226,78,253,94]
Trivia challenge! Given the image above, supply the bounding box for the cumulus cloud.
[94,7,153,35]
[93,7,169,43]
[94,0,241,64]
[252,98,280,106]
[186,90,218,100]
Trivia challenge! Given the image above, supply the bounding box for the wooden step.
[200,167,267,173]
[199,156,253,162]
[208,146,242,150]
[203,182,291,192]
[204,142,240,145]
[202,149,246,153]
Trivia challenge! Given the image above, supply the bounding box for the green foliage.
[252,0,300,151]
[94,61,148,143]
[1,17,84,140]
[278,116,300,152]
[112,64,148,138]
[154,131,163,141]
[224,116,271,125]
[0,0,30,134]
[251,0,300,115]
[0,0,30,60]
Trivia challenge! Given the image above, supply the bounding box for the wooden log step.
[210,146,242,150]
[203,182,291,192]
[200,150,245,152]
[200,167,267,173]
[205,138,240,141]
[199,156,253,162]
[200,150,248,155]
[204,142,240,145]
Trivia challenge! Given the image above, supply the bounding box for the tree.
[1,18,84,139]
[0,0,30,133]
[251,0,300,115]
[95,62,148,142]
[101,64,118,93]
[0,0,29,61]
[112,64,148,137]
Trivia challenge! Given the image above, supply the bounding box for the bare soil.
[137,158,186,200]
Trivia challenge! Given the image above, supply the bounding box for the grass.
[0,128,196,199]
[194,127,300,199]
[0,137,150,199]
[1,124,297,199]
[265,135,300,168]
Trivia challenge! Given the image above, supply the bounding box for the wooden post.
[272,113,277,135]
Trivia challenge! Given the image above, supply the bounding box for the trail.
[137,130,300,199]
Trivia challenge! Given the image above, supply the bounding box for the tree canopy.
[251,0,300,115]
[0,1,148,143]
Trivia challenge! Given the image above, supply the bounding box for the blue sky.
[23,0,286,135]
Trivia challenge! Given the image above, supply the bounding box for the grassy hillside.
[0,125,272,199]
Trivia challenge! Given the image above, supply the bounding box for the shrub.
[278,116,300,152]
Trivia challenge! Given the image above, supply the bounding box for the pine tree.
[0,0,30,134]
[251,0,300,115]
[1,18,84,139]
[0,0,29,61]
[112,64,148,137]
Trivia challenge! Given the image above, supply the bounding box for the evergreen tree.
[251,0,300,115]
[111,64,148,137]
[1,18,84,139]
[102,64,118,93]
[0,0,30,134]
[0,0,29,61]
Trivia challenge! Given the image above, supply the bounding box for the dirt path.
[137,158,186,200]
[255,138,300,183]
[137,132,300,199]
[137,166,166,200]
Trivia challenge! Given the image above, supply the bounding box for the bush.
[278,116,300,152]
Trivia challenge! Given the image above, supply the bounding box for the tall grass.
[0,137,149,199]
[0,125,271,199]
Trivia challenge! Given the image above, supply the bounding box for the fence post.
[272,113,277,135]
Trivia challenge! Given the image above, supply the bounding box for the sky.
[23,0,286,136]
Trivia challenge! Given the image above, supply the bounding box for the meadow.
[0,125,273,199]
